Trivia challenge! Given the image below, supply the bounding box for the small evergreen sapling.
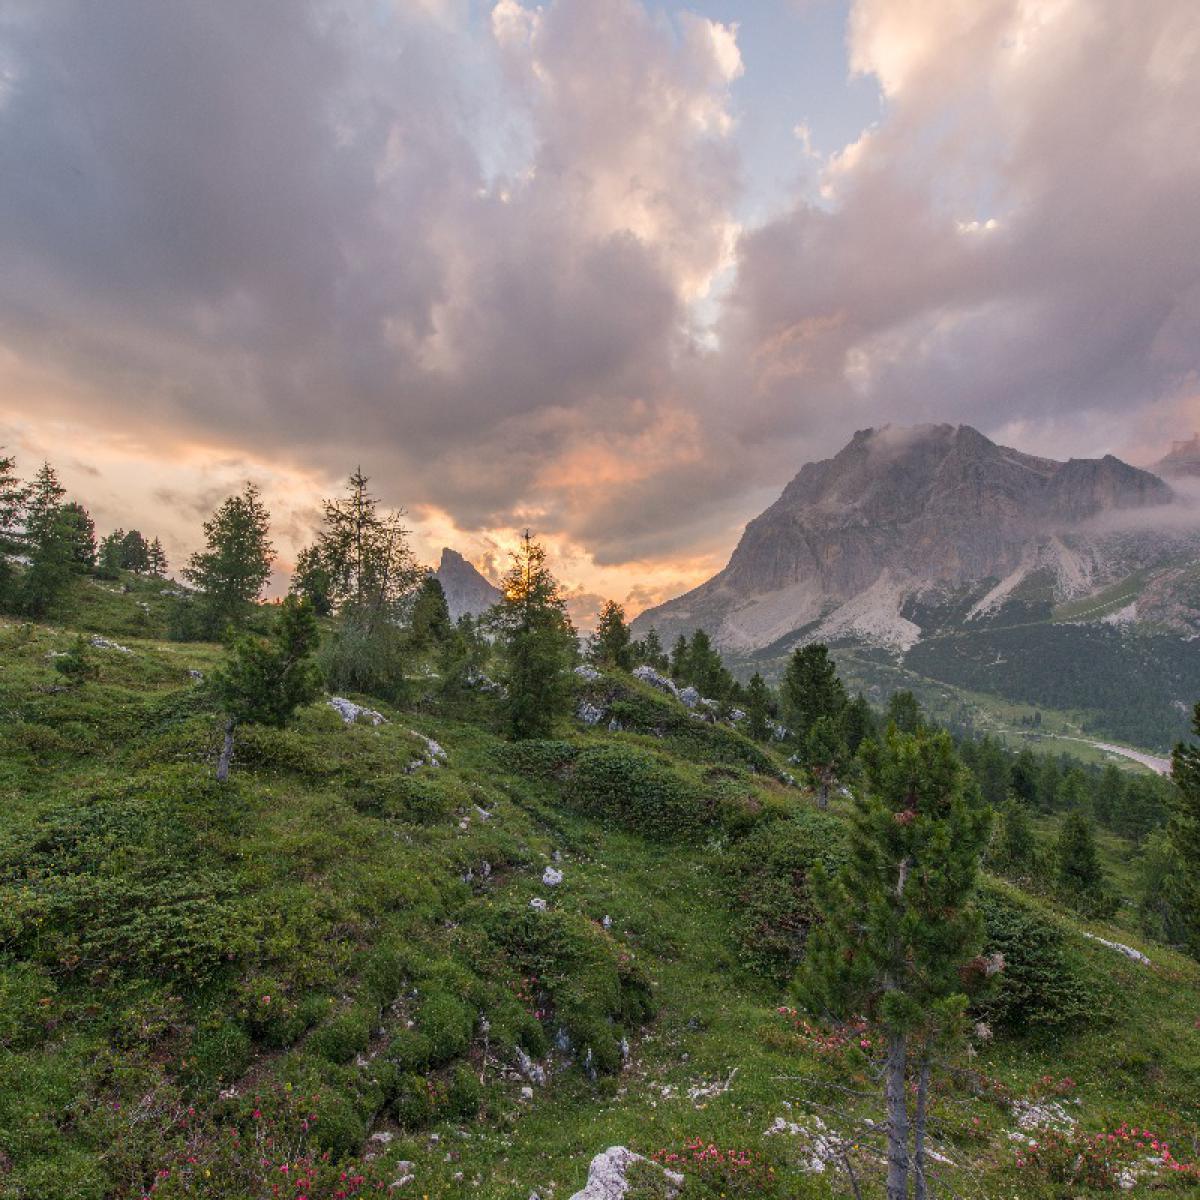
[211,597,322,782]
[588,599,633,670]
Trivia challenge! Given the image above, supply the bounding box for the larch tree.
[212,596,323,782]
[490,530,577,739]
[183,483,275,635]
[802,728,992,1200]
[745,672,772,741]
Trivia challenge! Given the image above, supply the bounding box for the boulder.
[328,697,387,726]
[567,1147,683,1200]
[577,700,606,726]
[574,664,603,682]
[632,665,679,698]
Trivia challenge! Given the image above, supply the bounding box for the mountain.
[1156,433,1200,479]
[434,546,502,620]
[634,424,1200,749]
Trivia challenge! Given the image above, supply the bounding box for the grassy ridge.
[0,581,1198,1198]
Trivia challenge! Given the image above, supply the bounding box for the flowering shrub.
[1016,1123,1200,1190]
[769,1008,877,1065]
[648,1139,782,1198]
[137,1085,383,1199]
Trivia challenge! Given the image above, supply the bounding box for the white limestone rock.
[567,1146,682,1200]
[328,697,387,726]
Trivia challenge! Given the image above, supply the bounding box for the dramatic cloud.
[1,0,1197,610]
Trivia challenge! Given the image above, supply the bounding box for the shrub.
[417,991,474,1065]
[186,1020,254,1088]
[392,1072,438,1128]
[446,1064,482,1118]
[568,745,710,839]
[973,882,1111,1031]
[500,739,579,779]
[348,772,463,823]
[308,1010,373,1064]
[721,810,846,983]
[386,1028,433,1072]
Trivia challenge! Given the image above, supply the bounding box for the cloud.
[1,0,1198,601]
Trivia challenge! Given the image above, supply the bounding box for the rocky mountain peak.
[434,547,502,621]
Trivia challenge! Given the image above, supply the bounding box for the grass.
[0,577,1198,1198]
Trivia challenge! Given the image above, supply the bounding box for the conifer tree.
[588,599,633,670]
[20,508,77,615]
[491,531,576,739]
[802,728,991,1200]
[24,462,66,548]
[212,596,322,782]
[1167,707,1200,957]
[0,450,26,554]
[781,643,848,745]
[182,483,275,635]
[1055,810,1109,912]
[97,529,126,577]
[805,715,848,809]
[669,633,689,681]
[992,796,1035,874]
[290,544,334,616]
[306,468,422,627]
[121,529,150,573]
[885,689,924,734]
[60,502,96,569]
[842,692,877,754]
[745,672,771,741]
[637,626,668,672]
[409,575,454,649]
[147,537,169,577]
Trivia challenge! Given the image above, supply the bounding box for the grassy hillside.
[1,579,1198,1198]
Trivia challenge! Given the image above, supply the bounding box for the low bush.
[308,1009,373,1064]
[721,810,846,982]
[568,745,710,840]
[973,881,1112,1032]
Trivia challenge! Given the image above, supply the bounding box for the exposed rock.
[529,897,547,911]
[1012,1099,1077,1133]
[567,1146,683,1200]
[764,1114,846,1174]
[1084,933,1151,965]
[328,697,387,725]
[435,548,502,621]
[577,700,606,726]
[89,635,133,654]
[187,668,204,681]
[515,1047,546,1085]
[632,665,679,697]
[677,686,700,709]
[464,667,506,695]
[574,664,603,682]
[409,730,447,764]
[542,866,563,887]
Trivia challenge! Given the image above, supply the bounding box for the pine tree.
[24,462,66,549]
[147,537,169,577]
[0,450,26,554]
[409,575,454,649]
[490,531,576,739]
[1055,810,1107,908]
[781,643,848,745]
[182,483,275,634]
[885,689,924,734]
[60,502,96,569]
[802,728,991,1200]
[97,529,126,577]
[588,600,633,670]
[993,796,1035,874]
[309,468,422,626]
[290,544,333,616]
[745,672,771,741]
[211,596,322,782]
[804,715,848,809]
[842,692,877,754]
[638,626,668,672]
[669,634,689,681]
[120,530,150,573]
[1167,705,1200,957]
[20,508,77,615]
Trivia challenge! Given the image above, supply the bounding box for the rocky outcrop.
[634,424,1181,652]
[567,1147,683,1200]
[435,548,502,621]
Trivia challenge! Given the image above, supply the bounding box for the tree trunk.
[886,1030,910,1200]
[913,1051,931,1200]
[216,717,236,782]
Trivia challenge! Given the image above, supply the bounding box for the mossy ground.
[0,577,1197,1198]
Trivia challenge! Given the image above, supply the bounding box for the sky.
[1,0,1198,620]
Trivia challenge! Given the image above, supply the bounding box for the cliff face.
[634,424,1182,652]
[434,548,502,621]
